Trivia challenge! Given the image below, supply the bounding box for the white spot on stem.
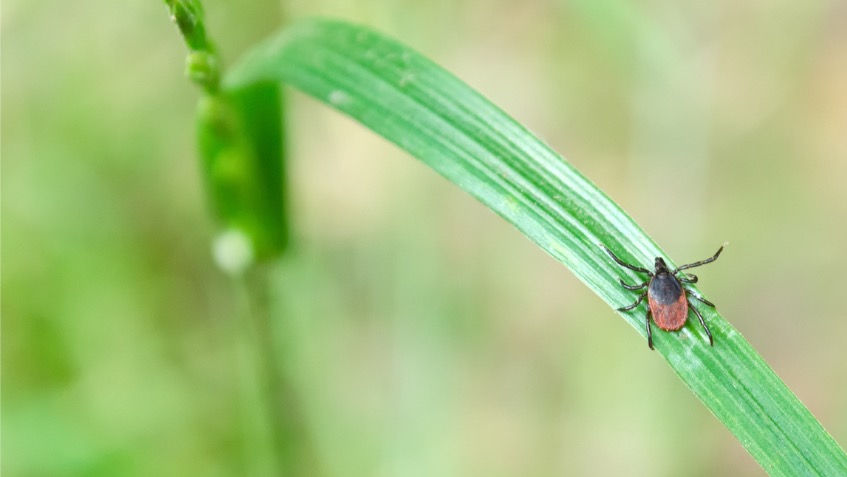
[212,229,254,275]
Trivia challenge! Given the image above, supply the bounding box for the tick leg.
[677,272,698,284]
[600,245,653,275]
[620,279,649,290]
[674,245,725,273]
[687,290,715,308]
[646,309,654,350]
[617,291,647,311]
[688,302,713,346]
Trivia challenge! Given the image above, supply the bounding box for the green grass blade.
[223,19,847,475]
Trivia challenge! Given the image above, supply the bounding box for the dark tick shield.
[600,245,725,350]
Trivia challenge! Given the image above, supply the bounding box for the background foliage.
[3,0,847,476]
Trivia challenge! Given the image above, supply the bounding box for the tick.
[600,244,725,350]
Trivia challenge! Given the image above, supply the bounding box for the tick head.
[654,257,671,274]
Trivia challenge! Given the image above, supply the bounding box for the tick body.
[601,245,725,350]
[649,269,687,331]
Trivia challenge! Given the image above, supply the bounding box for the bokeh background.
[4,0,847,475]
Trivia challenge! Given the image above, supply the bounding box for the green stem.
[164,3,298,475]
[232,271,279,476]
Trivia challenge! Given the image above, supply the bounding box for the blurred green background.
[3,0,846,475]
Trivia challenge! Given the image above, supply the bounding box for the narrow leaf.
[223,19,847,475]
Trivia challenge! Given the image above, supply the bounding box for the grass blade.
[223,19,847,475]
